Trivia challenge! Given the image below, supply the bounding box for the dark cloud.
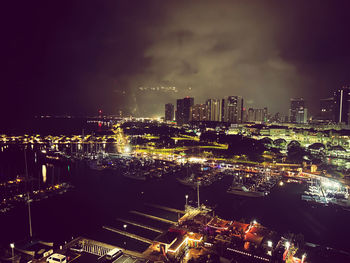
[2,1,350,119]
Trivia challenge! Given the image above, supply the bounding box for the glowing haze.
[2,1,350,119]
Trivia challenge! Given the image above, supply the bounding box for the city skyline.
[2,1,350,120]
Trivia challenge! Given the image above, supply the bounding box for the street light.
[267,240,273,248]
[302,253,306,263]
[185,195,188,208]
[285,241,290,250]
[123,224,127,249]
[10,243,14,262]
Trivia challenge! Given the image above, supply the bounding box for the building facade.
[334,86,350,124]
[319,97,334,122]
[296,107,308,124]
[165,103,174,121]
[176,97,194,124]
[290,98,305,123]
[247,107,268,123]
[206,99,222,122]
[190,104,208,122]
[223,96,243,123]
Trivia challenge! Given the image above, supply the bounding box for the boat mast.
[24,148,33,238]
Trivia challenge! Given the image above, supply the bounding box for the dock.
[144,203,185,214]
[129,210,177,224]
[116,218,163,233]
[102,226,153,244]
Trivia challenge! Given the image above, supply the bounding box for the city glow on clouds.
[131,1,303,116]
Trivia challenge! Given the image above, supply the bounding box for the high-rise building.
[334,86,350,124]
[165,103,174,121]
[176,97,194,124]
[190,104,208,122]
[289,98,305,123]
[206,99,222,121]
[263,107,268,122]
[242,107,248,123]
[223,96,243,123]
[247,107,268,123]
[319,97,334,122]
[255,109,264,122]
[296,107,308,124]
[248,108,255,122]
[221,98,225,122]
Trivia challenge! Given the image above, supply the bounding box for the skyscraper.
[289,98,305,123]
[255,109,265,123]
[296,107,308,124]
[206,99,222,122]
[247,108,268,123]
[334,86,350,124]
[242,107,248,123]
[223,96,243,123]
[176,97,194,124]
[320,97,334,122]
[190,104,208,122]
[248,108,255,122]
[263,107,268,122]
[165,103,174,121]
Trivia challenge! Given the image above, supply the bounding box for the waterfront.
[1,151,350,254]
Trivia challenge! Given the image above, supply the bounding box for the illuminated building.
[165,103,174,121]
[242,107,248,123]
[320,97,334,122]
[223,96,243,123]
[296,107,308,124]
[190,104,208,122]
[206,99,222,121]
[176,97,194,124]
[263,107,268,122]
[247,107,268,123]
[289,98,305,123]
[248,108,255,122]
[334,86,350,124]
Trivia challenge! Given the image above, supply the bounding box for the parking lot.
[63,238,149,263]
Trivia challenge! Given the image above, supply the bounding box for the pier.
[129,210,177,224]
[102,226,153,244]
[144,203,185,214]
[116,218,163,233]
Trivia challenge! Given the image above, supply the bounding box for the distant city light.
[42,164,47,183]
[124,145,132,153]
[285,241,290,249]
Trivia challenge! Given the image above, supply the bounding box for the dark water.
[1,158,350,253]
[0,117,100,135]
[1,119,350,253]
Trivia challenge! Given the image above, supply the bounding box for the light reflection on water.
[0,144,350,253]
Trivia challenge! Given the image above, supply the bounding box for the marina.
[1,121,350,262]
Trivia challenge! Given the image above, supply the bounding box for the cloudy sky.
[2,1,350,119]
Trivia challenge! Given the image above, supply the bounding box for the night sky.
[2,1,350,119]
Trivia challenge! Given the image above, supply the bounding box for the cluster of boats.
[177,166,224,188]
[302,182,349,208]
[0,181,73,214]
[227,171,279,197]
[87,154,180,180]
